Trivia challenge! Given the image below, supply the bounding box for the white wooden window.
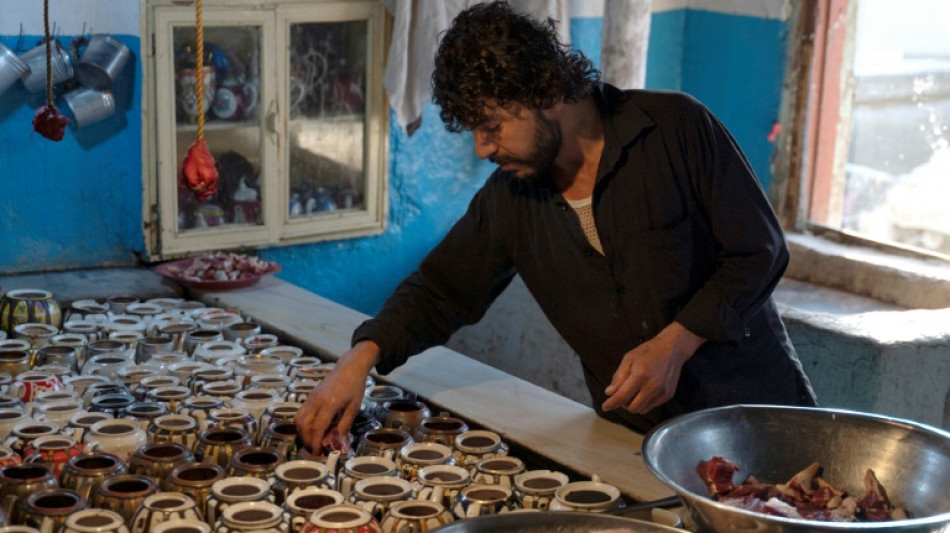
[143,0,388,258]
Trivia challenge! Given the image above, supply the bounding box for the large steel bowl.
[642,405,950,532]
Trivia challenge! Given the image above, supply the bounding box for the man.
[296,1,816,449]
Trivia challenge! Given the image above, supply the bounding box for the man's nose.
[472,130,497,160]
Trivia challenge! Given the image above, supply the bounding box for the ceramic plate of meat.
[156,252,280,290]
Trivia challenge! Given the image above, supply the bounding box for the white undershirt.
[565,196,604,255]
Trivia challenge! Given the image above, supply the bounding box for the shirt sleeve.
[672,97,790,342]
[352,178,516,374]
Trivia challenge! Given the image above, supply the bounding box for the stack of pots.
[0,34,131,128]
[0,291,630,533]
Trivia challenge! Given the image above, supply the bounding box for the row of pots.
[0,291,631,533]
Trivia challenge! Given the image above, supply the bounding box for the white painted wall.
[1,0,140,35]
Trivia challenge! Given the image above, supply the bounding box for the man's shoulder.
[616,88,707,118]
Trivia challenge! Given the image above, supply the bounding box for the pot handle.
[610,494,681,517]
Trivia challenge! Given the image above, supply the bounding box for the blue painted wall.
[0,9,789,318]
[0,35,144,274]
[679,10,787,193]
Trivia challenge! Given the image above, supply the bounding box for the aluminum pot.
[643,405,950,533]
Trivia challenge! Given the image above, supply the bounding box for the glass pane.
[173,25,264,232]
[841,0,950,252]
[288,20,368,219]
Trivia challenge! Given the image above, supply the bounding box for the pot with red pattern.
[24,434,84,475]
[9,371,64,403]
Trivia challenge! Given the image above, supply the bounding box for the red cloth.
[180,139,219,201]
[32,105,69,141]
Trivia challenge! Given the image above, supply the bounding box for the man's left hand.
[602,321,705,414]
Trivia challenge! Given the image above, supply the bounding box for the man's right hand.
[294,340,381,451]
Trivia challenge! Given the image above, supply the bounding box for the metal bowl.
[642,405,950,533]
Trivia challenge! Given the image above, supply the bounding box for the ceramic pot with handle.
[0,463,59,524]
[301,503,381,533]
[206,476,274,526]
[92,474,160,527]
[61,509,129,533]
[271,460,335,506]
[61,452,129,501]
[166,463,226,519]
[379,500,455,533]
[127,491,204,533]
[284,488,344,533]
[23,434,84,475]
[84,419,148,462]
[213,500,289,533]
[129,443,194,489]
[20,488,89,533]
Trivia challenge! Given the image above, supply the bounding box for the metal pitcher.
[75,34,131,91]
[0,42,29,97]
[19,40,74,93]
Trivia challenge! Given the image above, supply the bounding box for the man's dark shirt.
[354,83,817,432]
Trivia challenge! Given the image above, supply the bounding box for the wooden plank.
[195,277,676,502]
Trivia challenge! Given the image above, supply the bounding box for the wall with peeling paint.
[0,2,790,324]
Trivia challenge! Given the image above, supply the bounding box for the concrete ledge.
[785,233,950,309]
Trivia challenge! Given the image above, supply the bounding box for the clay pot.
[413,413,469,447]
[92,474,160,526]
[128,492,204,533]
[129,443,194,490]
[302,504,381,533]
[271,460,334,506]
[20,489,88,533]
[260,421,300,460]
[147,414,200,448]
[214,501,289,533]
[166,463,226,519]
[0,350,30,378]
[450,484,518,519]
[84,419,148,462]
[472,456,525,488]
[0,463,59,523]
[60,452,129,501]
[452,430,508,473]
[356,428,413,461]
[193,427,253,469]
[379,500,455,533]
[227,446,284,480]
[23,434,84,475]
[0,290,61,335]
[206,476,274,526]
[62,509,129,533]
[284,488,344,533]
[397,442,456,482]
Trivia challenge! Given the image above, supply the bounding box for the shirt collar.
[594,82,656,184]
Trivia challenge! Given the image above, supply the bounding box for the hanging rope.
[179,0,219,201]
[43,0,53,106]
[195,0,206,140]
[32,0,68,141]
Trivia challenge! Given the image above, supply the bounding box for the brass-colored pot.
[91,474,159,526]
[192,427,252,469]
[129,442,194,490]
[60,452,129,502]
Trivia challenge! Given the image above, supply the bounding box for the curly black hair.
[431,1,600,132]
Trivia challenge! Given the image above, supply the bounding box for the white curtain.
[382,0,651,133]
[601,0,651,89]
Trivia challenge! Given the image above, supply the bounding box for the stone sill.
[784,232,950,310]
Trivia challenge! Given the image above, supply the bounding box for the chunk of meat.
[698,457,909,523]
[696,456,740,495]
